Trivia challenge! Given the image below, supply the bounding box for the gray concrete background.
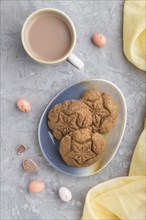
[1,1,145,219]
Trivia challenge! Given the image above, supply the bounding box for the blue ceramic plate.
[38,79,127,177]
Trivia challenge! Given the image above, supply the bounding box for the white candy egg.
[59,187,72,202]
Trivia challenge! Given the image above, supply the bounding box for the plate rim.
[38,79,127,177]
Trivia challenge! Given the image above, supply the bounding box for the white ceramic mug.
[21,8,84,69]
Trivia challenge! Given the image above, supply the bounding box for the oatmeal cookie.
[59,128,106,167]
[81,89,118,133]
[48,100,92,140]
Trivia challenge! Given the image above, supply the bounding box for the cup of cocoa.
[21,8,84,69]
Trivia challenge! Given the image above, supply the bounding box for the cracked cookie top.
[48,100,92,140]
[59,128,106,167]
[80,89,118,133]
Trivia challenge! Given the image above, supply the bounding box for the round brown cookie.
[59,128,106,167]
[48,100,92,140]
[80,89,118,133]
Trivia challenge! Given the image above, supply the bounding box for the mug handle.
[67,53,84,69]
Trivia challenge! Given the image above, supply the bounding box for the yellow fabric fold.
[123,0,146,71]
[81,119,146,220]
[129,119,146,176]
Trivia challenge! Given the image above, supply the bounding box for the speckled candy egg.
[28,180,45,193]
[59,187,72,202]
[92,33,107,47]
[16,98,31,112]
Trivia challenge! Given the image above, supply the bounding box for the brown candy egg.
[16,144,27,154]
[92,33,107,47]
[16,98,31,112]
[22,159,37,173]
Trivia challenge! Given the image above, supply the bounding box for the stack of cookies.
[48,89,118,167]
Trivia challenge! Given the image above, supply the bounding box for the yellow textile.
[81,120,146,220]
[123,0,146,71]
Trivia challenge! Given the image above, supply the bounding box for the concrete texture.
[1,1,145,220]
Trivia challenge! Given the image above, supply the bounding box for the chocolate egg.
[16,98,31,112]
[22,159,37,173]
[28,180,45,193]
[16,144,27,154]
[59,187,72,202]
[92,33,107,47]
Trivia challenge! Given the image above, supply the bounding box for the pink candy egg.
[16,98,31,112]
[28,180,45,193]
[92,33,107,47]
